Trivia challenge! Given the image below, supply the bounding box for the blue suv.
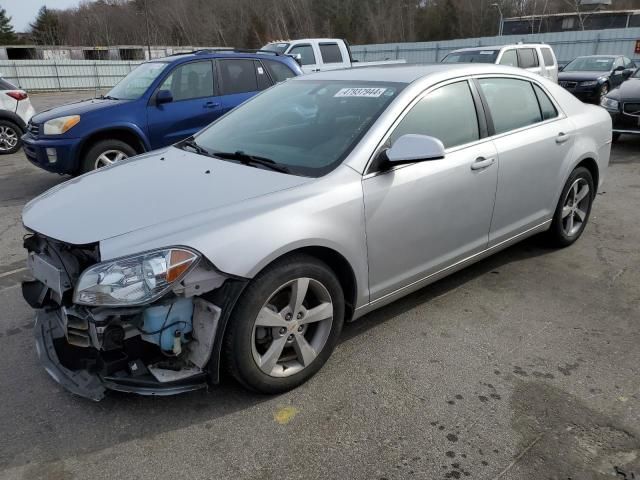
[22,50,302,174]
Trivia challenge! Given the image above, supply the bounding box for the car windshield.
[192,80,404,177]
[442,50,499,63]
[106,62,168,100]
[563,57,614,72]
[263,43,290,54]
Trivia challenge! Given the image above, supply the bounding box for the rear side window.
[479,78,542,134]
[218,59,258,95]
[319,43,343,64]
[289,44,316,65]
[499,50,517,67]
[390,81,479,149]
[0,78,17,90]
[159,61,214,101]
[254,61,272,90]
[518,48,539,68]
[533,84,558,121]
[541,48,555,66]
[263,60,296,83]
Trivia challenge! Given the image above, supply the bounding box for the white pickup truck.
[262,38,405,74]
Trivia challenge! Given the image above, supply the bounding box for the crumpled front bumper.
[34,309,208,401]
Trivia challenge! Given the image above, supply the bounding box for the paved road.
[0,92,638,480]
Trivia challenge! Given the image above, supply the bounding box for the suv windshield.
[106,62,168,100]
[442,50,499,64]
[192,80,404,177]
[563,57,614,72]
[263,43,290,54]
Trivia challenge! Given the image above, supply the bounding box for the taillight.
[6,90,28,101]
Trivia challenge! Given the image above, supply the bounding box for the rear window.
[218,59,258,95]
[518,49,539,69]
[319,43,343,64]
[541,48,555,66]
[442,50,499,64]
[263,59,296,83]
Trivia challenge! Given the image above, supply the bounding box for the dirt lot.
[0,91,638,480]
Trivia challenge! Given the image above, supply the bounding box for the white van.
[262,38,405,74]
[441,44,559,83]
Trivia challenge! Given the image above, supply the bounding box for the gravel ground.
[0,90,638,480]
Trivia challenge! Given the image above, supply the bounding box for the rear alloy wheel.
[223,255,344,394]
[548,166,594,247]
[0,121,21,154]
[81,139,137,173]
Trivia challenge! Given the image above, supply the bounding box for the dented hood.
[23,147,312,245]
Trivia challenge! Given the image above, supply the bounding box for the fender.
[0,110,27,131]
[78,122,151,153]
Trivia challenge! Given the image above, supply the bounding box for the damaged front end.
[23,234,246,401]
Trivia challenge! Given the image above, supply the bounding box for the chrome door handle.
[204,102,220,109]
[556,132,571,144]
[470,157,495,171]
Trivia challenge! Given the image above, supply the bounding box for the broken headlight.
[73,248,199,306]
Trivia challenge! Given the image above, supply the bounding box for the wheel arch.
[575,157,599,192]
[77,126,149,169]
[0,110,26,131]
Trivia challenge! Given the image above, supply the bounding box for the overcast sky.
[3,0,82,32]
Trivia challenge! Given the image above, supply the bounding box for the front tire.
[548,166,595,247]
[80,139,136,173]
[0,120,22,154]
[223,254,345,394]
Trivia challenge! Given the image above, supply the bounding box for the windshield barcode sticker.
[335,87,387,98]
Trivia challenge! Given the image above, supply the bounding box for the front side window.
[159,61,214,101]
[613,57,624,70]
[263,59,296,83]
[108,61,168,100]
[193,80,403,177]
[442,50,499,64]
[479,78,542,134]
[517,48,539,68]
[254,61,272,91]
[624,57,635,69]
[390,81,479,149]
[319,43,343,64]
[289,45,316,66]
[218,59,258,95]
[499,50,517,67]
[541,48,555,66]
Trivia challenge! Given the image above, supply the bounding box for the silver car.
[22,64,611,400]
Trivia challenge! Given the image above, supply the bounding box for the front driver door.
[363,80,498,301]
[146,60,222,149]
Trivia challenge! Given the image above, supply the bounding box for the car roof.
[573,54,618,59]
[154,50,295,65]
[450,44,548,53]
[293,63,530,84]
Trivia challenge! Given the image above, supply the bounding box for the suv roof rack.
[171,48,281,57]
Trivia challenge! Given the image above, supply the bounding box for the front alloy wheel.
[94,149,128,169]
[223,254,344,394]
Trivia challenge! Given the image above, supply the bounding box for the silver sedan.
[22,64,611,399]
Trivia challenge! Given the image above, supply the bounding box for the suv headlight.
[601,97,619,110]
[74,248,199,306]
[44,115,81,135]
[579,81,599,87]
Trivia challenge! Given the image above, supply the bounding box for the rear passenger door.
[216,59,272,115]
[539,47,558,82]
[477,77,574,245]
[517,48,541,76]
[146,60,221,148]
[318,42,347,71]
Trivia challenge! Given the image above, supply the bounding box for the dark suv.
[22,50,302,175]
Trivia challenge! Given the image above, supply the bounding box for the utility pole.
[492,3,504,36]
[143,0,151,59]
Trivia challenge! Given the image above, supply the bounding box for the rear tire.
[547,166,595,248]
[80,139,136,174]
[0,120,22,155]
[223,254,344,394]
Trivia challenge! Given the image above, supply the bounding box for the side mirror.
[614,65,625,73]
[156,89,173,105]
[287,53,302,66]
[622,68,634,79]
[386,134,446,164]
